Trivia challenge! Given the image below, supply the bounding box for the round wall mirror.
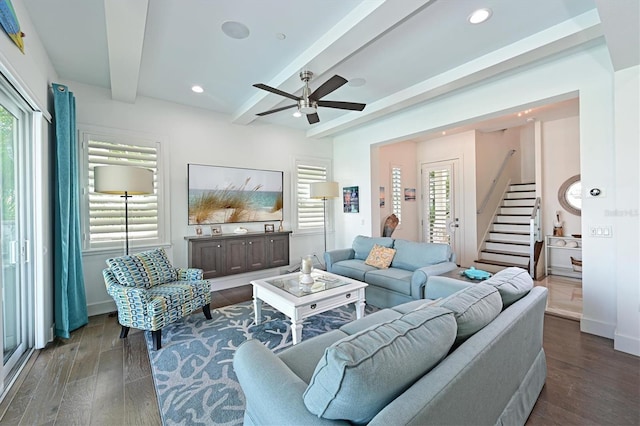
[558,174,581,216]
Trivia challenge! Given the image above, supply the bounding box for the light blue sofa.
[325,235,458,308]
[234,267,547,425]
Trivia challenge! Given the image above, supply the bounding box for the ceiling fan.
[253,71,366,124]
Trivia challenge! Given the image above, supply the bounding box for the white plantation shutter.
[392,166,402,223]
[86,138,159,247]
[295,160,330,231]
[426,168,451,244]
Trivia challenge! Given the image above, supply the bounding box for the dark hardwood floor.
[0,286,637,425]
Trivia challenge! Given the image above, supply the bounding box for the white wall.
[65,82,333,315]
[475,128,522,245]
[541,116,581,237]
[520,124,536,183]
[0,0,58,348]
[613,65,640,356]
[376,141,419,241]
[332,41,639,355]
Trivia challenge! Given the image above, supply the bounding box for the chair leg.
[120,326,130,339]
[203,304,212,320]
[152,330,162,350]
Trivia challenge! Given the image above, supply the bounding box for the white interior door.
[421,160,461,263]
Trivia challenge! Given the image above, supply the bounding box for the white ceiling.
[23,0,639,139]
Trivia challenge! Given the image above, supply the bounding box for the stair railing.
[477,149,516,214]
[529,197,542,277]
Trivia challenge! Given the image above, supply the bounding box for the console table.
[545,235,582,279]
[185,231,291,279]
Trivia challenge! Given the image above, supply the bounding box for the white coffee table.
[251,270,367,345]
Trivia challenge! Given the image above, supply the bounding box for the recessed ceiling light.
[348,78,366,87]
[276,33,286,40]
[468,8,492,24]
[221,21,250,39]
[191,85,204,93]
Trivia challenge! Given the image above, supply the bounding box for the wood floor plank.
[19,343,79,425]
[89,348,125,425]
[124,331,152,384]
[125,375,162,425]
[100,313,124,352]
[54,375,96,425]
[67,322,104,383]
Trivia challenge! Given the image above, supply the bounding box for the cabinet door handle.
[249,241,252,245]
[310,304,317,309]
[270,239,274,243]
[217,244,221,248]
[346,293,351,299]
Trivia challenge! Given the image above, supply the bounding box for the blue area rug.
[145,300,373,425]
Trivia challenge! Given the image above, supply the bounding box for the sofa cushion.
[303,307,456,424]
[391,240,452,271]
[364,268,413,296]
[364,244,396,269]
[483,267,533,308]
[352,235,394,260]
[330,259,376,282]
[437,283,502,343]
[339,309,402,335]
[107,248,177,288]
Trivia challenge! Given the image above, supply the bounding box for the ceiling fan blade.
[309,75,347,100]
[317,100,366,111]
[307,113,320,124]
[253,83,301,101]
[256,104,297,116]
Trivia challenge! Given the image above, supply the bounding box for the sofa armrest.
[175,268,203,281]
[234,339,348,425]
[410,262,458,298]
[324,248,355,272]
[424,276,474,299]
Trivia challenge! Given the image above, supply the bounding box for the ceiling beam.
[231,0,434,125]
[104,0,149,103]
[307,10,604,139]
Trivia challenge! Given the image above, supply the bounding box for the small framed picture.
[264,223,275,233]
[211,225,222,235]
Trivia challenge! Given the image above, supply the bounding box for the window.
[80,129,165,251]
[426,167,451,244]
[391,166,402,223]
[294,158,332,232]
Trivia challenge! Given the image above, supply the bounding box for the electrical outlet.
[589,225,613,237]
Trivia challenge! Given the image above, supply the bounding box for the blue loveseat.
[324,235,458,308]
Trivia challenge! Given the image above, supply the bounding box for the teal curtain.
[53,83,88,338]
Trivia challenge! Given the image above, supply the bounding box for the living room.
[0,0,638,423]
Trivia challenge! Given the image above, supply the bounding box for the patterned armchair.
[103,248,212,350]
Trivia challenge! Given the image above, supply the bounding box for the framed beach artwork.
[188,164,283,224]
[379,186,385,207]
[343,186,359,213]
[404,188,416,201]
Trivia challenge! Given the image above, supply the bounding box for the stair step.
[485,241,531,254]
[479,250,529,266]
[489,232,530,243]
[495,215,530,224]
[505,191,536,199]
[509,183,536,192]
[492,223,530,233]
[503,198,536,207]
[500,206,533,215]
[474,259,528,271]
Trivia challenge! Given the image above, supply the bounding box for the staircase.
[475,183,537,273]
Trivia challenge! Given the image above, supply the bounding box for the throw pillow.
[437,283,502,343]
[303,306,456,424]
[364,244,396,269]
[107,248,177,288]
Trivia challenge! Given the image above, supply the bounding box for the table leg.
[254,297,262,324]
[291,318,303,345]
[355,298,366,319]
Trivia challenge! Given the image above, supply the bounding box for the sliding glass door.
[0,83,32,392]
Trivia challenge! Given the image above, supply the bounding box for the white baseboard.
[88,300,117,317]
[614,332,640,356]
[580,316,616,339]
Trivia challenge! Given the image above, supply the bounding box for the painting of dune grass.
[188,164,283,224]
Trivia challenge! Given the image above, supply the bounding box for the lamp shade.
[94,165,154,195]
[309,181,339,199]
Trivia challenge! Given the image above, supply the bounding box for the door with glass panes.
[421,160,461,263]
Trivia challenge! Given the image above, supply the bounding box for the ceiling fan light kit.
[253,70,366,124]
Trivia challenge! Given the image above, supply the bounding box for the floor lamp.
[309,181,339,255]
[94,165,154,255]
